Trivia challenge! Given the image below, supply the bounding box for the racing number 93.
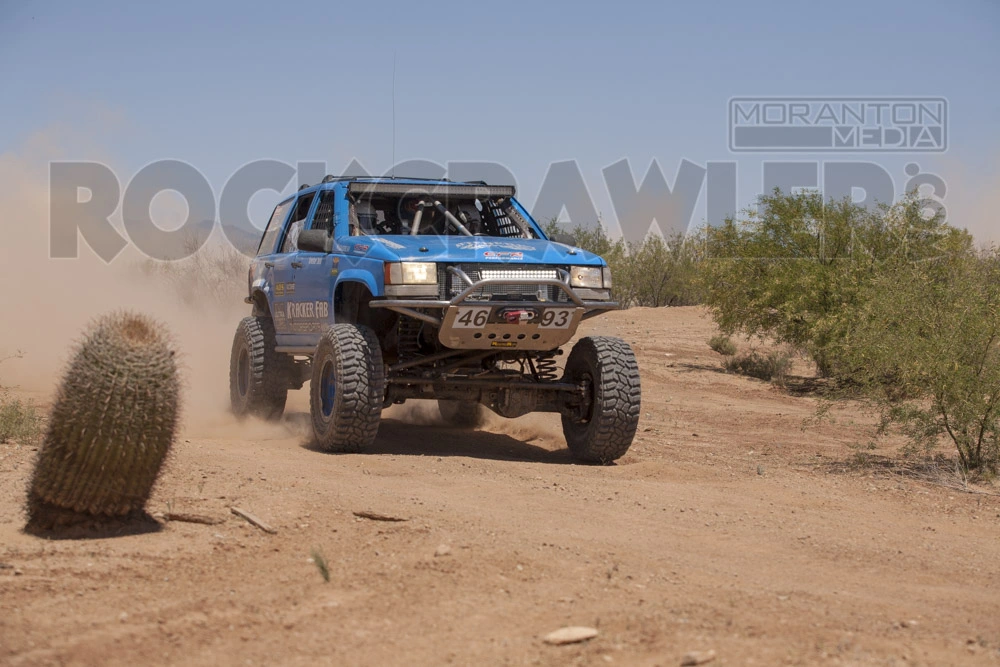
[540,309,571,328]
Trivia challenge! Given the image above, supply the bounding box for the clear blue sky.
[1,0,997,236]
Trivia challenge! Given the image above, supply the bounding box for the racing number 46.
[457,308,489,327]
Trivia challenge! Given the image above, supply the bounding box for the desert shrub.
[834,251,1000,475]
[708,334,737,356]
[722,349,792,383]
[136,238,248,311]
[700,190,972,375]
[0,352,41,445]
[0,392,41,444]
[625,233,703,307]
[545,220,704,308]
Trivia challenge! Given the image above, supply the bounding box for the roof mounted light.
[347,182,515,199]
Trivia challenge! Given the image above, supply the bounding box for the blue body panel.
[247,178,607,350]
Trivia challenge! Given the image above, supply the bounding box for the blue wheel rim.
[320,360,336,417]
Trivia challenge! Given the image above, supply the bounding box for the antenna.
[391,51,397,178]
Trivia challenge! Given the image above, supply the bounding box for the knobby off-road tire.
[310,324,385,453]
[438,400,486,428]
[230,316,291,420]
[561,336,641,464]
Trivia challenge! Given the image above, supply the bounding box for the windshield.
[349,195,538,239]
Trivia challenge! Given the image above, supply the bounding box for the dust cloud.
[0,131,250,437]
[382,400,562,444]
[382,400,449,426]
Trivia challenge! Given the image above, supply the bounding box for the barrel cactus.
[26,311,180,529]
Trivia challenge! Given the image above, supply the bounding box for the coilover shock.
[532,351,560,382]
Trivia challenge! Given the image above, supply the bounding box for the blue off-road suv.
[229,177,641,463]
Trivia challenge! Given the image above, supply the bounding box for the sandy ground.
[1,306,999,666]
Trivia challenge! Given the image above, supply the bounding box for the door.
[272,191,318,339]
[254,197,295,331]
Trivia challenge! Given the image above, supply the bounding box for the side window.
[310,190,337,234]
[256,198,294,256]
[280,192,316,253]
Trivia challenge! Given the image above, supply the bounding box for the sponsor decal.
[330,269,339,276]
[274,283,285,297]
[484,251,523,260]
[490,341,518,348]
[373,237,406,250]
[456,241,534,251]
[287,300,330,320]
[308,257,323,265]
[273,303,286,321]
[286,282,295,296]
[353,243,370,253]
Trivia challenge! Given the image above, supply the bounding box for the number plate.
[538,308,576,329]
[453,306,492,329]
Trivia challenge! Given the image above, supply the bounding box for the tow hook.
[500,308,535,325]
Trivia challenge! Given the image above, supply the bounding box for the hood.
[339,235,606,266]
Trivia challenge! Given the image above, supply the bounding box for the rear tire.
[561,336,641,464]
[230,316,291,420]
[438,400,486,428]
[310,324,385,453]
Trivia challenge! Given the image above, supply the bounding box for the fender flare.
[334,269,381,298]
[249,287,271,317]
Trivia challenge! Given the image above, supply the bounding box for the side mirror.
[298,229,332,253]
[550,232,578,247]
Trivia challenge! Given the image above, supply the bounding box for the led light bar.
[480,269,559,281]
[348,182,516,199]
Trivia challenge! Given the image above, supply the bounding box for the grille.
[438,264,570,302]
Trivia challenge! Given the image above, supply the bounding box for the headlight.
[602,266,612,289]
[569,266,604,289]
[385,262,437,285]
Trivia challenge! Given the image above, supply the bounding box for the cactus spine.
[26,311,180,528]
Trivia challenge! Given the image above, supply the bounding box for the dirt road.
[2,307,998,665]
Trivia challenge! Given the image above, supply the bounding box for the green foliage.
[835,252,1000,475]
[722,349,792,383]
[707,334,737,356]
[701,190,972,375]
[27,312,180,528]
[700,188,1000,472]
[544,219,703,308]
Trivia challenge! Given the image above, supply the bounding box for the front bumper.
[370,266,616,351]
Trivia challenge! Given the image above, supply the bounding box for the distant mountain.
[218,223,261,254]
